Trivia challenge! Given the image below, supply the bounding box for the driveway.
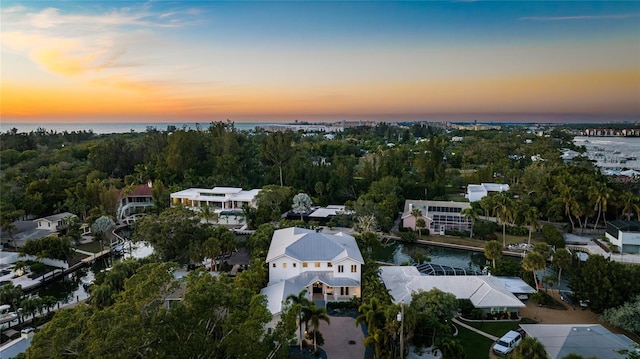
[318,315,365,359]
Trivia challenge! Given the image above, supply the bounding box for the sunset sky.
[1,1,639,123]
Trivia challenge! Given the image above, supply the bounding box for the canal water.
[370,239,570,291]
[34,231,153,309]
[37,234,568,306]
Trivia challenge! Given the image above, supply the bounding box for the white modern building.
[466,183,510,202]
[401,200,471,234]
[170,187,260,213]
[379,266,525,315]
[605,220,640,254]
[260,227,364,322]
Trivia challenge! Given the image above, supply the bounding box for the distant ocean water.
[0,122,280,134]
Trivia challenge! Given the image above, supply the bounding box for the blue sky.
[2,1,639,122]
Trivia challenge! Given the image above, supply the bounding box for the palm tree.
[510,337,548,359]
[410,207,423,233]
[307,304,330,353]
[198,204,218,224]
[416,218,426,237]
[523,251,546,291]
[524,207,540,246]
[0,283,24,324]
[356,298,387,335]
[461,206,481,239]
[553,248,572,297]
[41,295,58,314]
[364,328,385,359]
[556,182,578,231]
[286,289,311,350]
[493,193,514,248]
[589,181,612,229]
[202,237,221,271]
[484,240,503,269]
[620,191,639,221]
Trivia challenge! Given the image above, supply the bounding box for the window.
[327,262,333,268]
[293,263,297,268]
[351,265,357,273]
[338,265,344,273]
[315,262,320,268]
[341,287,349,295]
[282,263,287,268]
[302,262,308,268]
[272,263,276,268]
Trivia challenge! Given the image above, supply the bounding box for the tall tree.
[286,289,311,351]
[589,181,612,229]
[484,240,503,269]
[553,248,572,295]
[461,206,481,239]
[292,193,313,220]
[307,304,330,353]
[619,191,639,221]
[523,251,546,291]
[493,192,515,248]
[524,207,540,246]
[262,131,296,186]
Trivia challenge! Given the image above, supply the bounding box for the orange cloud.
[3,69,638,118]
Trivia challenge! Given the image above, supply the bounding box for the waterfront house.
[260,227,364,324]
[605,220,640,254]
[401,200,471,235]
[519,324,636,359]
[2,213,78,249]
[466,183,510,202]
[380,266,525,315]
[116,182,154,221]
[170,187,260,213]
[34,212,77,232]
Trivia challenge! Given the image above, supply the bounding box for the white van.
[493,329,525,355]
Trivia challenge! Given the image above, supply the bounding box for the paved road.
[318,315,364,359]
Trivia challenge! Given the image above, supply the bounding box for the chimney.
[147,180,153,188]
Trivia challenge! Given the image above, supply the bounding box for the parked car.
[21,327,35,335]
[493,329,526,355]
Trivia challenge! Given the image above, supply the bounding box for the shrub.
[542,224,565,248]
[530,292,555,306]
[505,225,528,236]
[457,298,474,317]
[400,231,417,242]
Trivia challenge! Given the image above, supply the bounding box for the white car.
[21,327,35,334]
[493,329,525,355]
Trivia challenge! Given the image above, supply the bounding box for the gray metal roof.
[266,227,364,264]
[520,324,636,359]
[496,277,537,294]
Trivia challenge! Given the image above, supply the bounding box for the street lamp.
[397,301,404,359]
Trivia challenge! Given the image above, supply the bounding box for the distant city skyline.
[2,1,639,123]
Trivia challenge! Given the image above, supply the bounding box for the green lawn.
[459,318,537,338]
[455,325,493,359]
[76,241,106,253]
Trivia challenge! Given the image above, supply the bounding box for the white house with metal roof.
[379,266,525,314]
[260,227,364,319]
[466,183,510,202]
[170,187,260,213]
